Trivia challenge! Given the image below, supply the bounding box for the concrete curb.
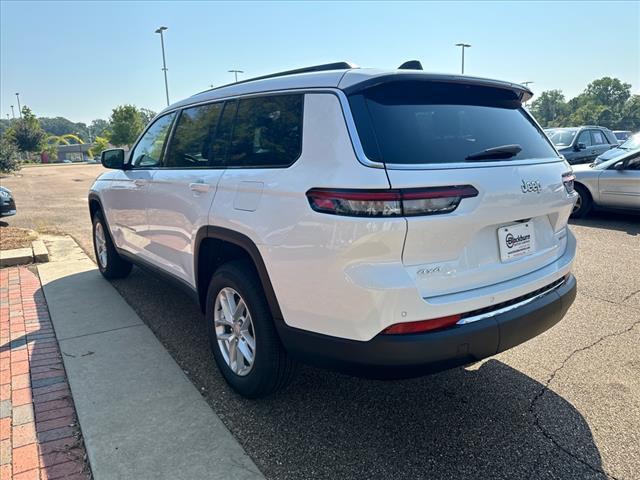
[0,239,49,267]
[37,236,264,480]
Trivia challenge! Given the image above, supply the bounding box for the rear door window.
[348,81,558,165]
[164,103,223,168]
[591,130,606,145]
[227,94,303,168]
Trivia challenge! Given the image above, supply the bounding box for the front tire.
[205,260,297,398]
[571,184,592,218]
[92,210,132,279]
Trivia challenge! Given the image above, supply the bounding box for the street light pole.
[228,69,244,83]
[10,105,15,119]
[455,43,471,74]
[15,93,22,118]
[155,26,170,106]
[521,81,534,107]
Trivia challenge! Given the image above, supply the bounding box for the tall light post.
[155,26,170,106]
[15,93,22,118]
[228,69,244,83]
[10,105,15,119]
[455,43,471,74]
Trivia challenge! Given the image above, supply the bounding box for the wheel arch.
[195,226,283,321]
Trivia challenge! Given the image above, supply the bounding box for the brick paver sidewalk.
[0,266,90,480]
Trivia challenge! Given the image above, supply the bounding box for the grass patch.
[0,226,38,250]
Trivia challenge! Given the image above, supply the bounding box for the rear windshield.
[348,81,558,165]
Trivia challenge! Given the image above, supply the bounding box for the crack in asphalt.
[621,289,640,304]
[529,319,640,480]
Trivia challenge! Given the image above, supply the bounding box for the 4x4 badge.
[521,179,542,194]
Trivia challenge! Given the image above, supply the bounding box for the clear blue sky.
[1,0,639,124]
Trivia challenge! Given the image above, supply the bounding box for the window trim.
[128,111,177,170]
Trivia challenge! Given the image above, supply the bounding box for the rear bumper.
[0,198,16,217]
[276,274,576,379]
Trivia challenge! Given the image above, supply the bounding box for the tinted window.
[349,81,557,165]
[130,113,175,168]
[164,103,223,168]
[211,100,237,166]
[228,94,303,168]
[577,130,592,147]
[591,130,606,145]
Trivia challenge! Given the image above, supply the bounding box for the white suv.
[89,62,578,398]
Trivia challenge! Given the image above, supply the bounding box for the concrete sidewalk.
[36,236,264,480]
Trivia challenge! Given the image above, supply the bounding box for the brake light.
[383,314,462,334]
[562,172,575,194]
[306,186,478,217]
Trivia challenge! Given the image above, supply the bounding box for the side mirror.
[101,149,126,169]
[574,142,586,151]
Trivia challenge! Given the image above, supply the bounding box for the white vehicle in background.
[89,61,578,398]
[572,148,640,217]
[613,130,633,144]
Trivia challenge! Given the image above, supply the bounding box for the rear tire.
[205,260,297,398]
[92,210,132,279]
[571,184,592,218]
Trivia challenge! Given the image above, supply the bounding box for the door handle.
[189,182,210,193]
[134,179,147,187]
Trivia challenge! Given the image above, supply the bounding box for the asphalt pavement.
[2,164,639,480]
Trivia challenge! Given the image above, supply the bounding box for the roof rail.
[199,61,359,96]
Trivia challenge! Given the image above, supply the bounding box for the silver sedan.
[571,148,640,218]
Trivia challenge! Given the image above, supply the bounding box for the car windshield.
[619,133,640,150]
[547,129,578,147]
[614,132,629,141]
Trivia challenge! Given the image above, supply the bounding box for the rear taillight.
[383,314,462,334]
[562,172,575,194]
[306,186,478,217]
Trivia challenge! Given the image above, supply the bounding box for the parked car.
[0,186,16,217]
[613,130,633,144]
[594,132,640,165]
[89,62,578,398]
[571,148,640,217]
[545,126,618,165]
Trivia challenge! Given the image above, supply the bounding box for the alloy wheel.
[94,221,108,268]
[214,287,256,376]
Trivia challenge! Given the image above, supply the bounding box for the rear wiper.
[465,144,522,161]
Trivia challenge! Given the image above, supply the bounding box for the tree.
[0,134,20,174]
[584,77,631,110]
[89,119,111,138]
[617,95,640,131]
[90,136,110,158]
[109,105,144,147]
[139,108,156,126]
[530,90,568,127]
[9,107,46,154]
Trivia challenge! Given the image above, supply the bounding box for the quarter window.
[228,94,303,168]
[164,103,223,168]
[130,113,175,168]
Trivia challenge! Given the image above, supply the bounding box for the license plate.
[497,222,535,262]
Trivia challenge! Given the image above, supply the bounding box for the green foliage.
[109,105,145,147]
[89,119,111,139]
[139,108,157,126]
[0,134,21,174]
[90,136,110,158]
[530,77,639,131]
[42,142,58,162]
[8,106,46,153]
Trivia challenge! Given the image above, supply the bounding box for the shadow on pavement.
[111,267,606,480]
[570,210,639,235]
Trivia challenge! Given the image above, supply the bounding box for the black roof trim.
[195,62,358,97]
[342,73,534,103]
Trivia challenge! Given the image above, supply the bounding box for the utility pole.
[10,105,15,119]
[155,26,170,106]
[228,69,244,83]
[455,43,471,74]
[15,93,22,118]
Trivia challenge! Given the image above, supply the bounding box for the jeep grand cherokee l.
[89,62,578,398]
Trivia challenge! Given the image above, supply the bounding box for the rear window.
[348,81,557,165]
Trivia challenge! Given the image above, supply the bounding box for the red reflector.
[383,314,462,335]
